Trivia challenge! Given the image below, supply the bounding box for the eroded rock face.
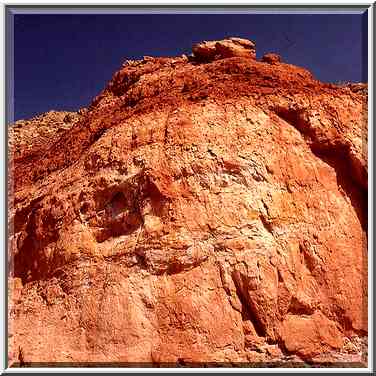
[8,39,367,366]
[261,53,282,64]
[192,37,256,62]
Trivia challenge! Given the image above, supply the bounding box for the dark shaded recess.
[259,213,274,234]
[274,107,367,233]
[11,196,44,233]
[298,242,329,291]
[231,271,267,338]
[95,190,143,243]
[79,201,90,214]
[312,148,367,233]
[91,127,106,143]
[287,296,315,316]
[108,71,141,97]
[123,96,138,108]
[141,176,169,216]
[176,358,187,367]
[13,208,39,283]
[273,106,311,137]
[107,191,128,218]
[332,304,360,334]
[12,206,61,284]
[18,347,25,367]
[134,253,148,270]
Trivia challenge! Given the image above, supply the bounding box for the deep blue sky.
[13,13,367,121]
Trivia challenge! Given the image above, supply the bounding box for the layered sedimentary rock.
[8,38,367,366]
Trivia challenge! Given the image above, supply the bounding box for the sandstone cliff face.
[8,38,367,366]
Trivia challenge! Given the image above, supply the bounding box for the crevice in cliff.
[331,304,367,337]
[13,208,42,284]
[91,171,169,243]
[310,147,367,233]
[18,346,26,367]
[273,107,367,233]
[231,271,266,338]
[259,213,274,235]
[286,296,315,316]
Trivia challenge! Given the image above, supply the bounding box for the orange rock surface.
[8,38,367,366]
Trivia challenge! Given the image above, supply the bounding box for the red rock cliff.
[8,38,368,366]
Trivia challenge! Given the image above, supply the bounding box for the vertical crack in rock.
[18,346,25,367]
[231,270,267,338]
[274,106,367,233]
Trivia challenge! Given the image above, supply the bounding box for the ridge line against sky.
[11,11,367,121]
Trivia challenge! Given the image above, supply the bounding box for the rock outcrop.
[192,37,256,62]
[8,38,367,367]
[261,53,282,64]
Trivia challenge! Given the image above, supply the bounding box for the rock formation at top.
[192,37,256,61]
[8,38,368,367]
